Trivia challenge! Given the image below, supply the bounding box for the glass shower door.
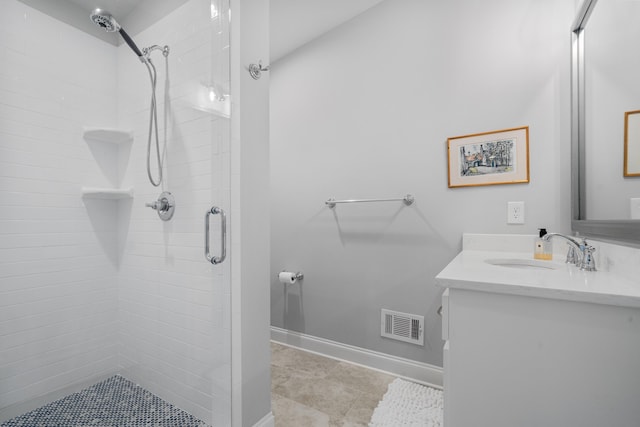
[0,0,231,425]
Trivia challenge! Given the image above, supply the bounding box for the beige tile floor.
[271,342,397,427]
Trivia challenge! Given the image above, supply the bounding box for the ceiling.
[18,0,189,45]
[64,0,140,17]
[18,0,386,61]
[270,0,386,62]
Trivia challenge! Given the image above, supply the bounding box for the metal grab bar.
[326,194,414,208]
[205,206,226,265]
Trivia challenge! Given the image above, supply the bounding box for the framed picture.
[624,110,640,177]
[447,126,530,188]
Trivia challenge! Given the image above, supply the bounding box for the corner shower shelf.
[81,187,134,200]
[83,127,133,144]
[81,127,133,201]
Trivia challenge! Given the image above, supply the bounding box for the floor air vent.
[381,309,424,346]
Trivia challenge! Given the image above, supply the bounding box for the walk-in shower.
[90,8,169,189]
[1,1,232,425]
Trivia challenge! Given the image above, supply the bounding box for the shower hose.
[142,46,169,187]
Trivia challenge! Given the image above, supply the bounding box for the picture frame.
[447,126,530,188]
[624,110,640,177]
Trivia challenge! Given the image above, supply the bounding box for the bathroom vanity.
[436,234,640,427]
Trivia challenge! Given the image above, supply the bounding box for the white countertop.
[435,245,640,309]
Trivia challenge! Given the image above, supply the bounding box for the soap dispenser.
[534,228,553,260]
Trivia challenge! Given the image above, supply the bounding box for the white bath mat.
[369,378,443,427]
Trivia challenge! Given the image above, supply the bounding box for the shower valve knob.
[146,191,175,221]
[146,200,167,211]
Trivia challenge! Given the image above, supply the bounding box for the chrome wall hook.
[248,61,270,80]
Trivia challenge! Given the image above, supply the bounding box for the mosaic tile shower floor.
[1,375,211,427]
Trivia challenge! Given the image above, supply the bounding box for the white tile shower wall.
[115,1,231,425]
[0,0,119,416]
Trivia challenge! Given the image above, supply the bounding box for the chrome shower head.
[90,8,144,59]
[90,8,121,32]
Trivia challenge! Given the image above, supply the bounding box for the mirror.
[572,0,640,242]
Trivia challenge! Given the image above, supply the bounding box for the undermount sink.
[485,258,563,270]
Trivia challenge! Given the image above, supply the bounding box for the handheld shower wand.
[90,8,170,188]
[90,9,145,60]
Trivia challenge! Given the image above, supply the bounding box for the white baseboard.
[271,326,443,389]
[253,411,275,427]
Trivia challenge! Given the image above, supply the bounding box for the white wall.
[116,0,231,425]
[270,0,574,368]
[0,0,119,414]
[230,0,273,425]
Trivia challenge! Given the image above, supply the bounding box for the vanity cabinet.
[440,286,640,427]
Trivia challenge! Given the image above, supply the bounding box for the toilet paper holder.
[279,271,304,281]
[278,270,304,284]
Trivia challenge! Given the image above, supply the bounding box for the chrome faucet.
[542,233,596,271]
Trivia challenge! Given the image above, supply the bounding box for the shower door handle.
[205,206,226,265]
